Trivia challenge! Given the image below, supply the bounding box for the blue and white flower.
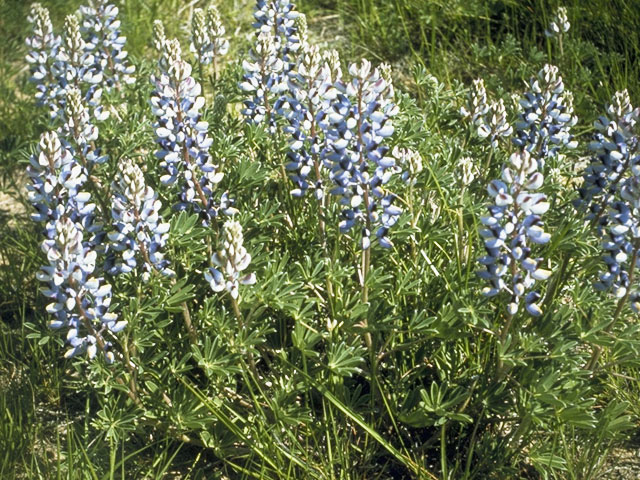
[39,216,124,361]
[54,14,107,121]
[26,131,95,237]
[190,6,229,66]
[79,0,136,89]
[478,150,551,316]
[240,0,302,130]
[25,3,61,115]
[109,158,172,275]
[577,91,640,309]
[28,132,121,361]
[151,39,235,224]
[545,6,570,38]
[322,59,401,249]
[205,220,256,299]
[513,64,577,163]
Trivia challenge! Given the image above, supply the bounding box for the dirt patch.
[602,445,640,479]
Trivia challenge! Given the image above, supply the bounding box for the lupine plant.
[323,59,401,250]
[56,13,108,121]
[545,6,570,57]
[61,86,106,172]
[460,78,489,133]
[478,149,551,318]
[152,19,166,53]
[151,38,234,225]
[514,64,577,162]
[283,15,333,200]
[25,3,61,115]
[240,30,286,130]
[79,0,136,90]
[253,0,301,75]
[576,90,640,368]
[12,1,640,479]
[205,220,256,300]
[190,5,229,79]
[462,79,513,160]
[108,157,172,276]
[240,0,301,130]
[476,64,576,326]
[28,132,122,361]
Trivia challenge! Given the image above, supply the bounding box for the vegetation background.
[2,0,640,478]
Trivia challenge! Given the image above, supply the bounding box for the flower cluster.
[152,19,167,54]
[25,3,61,113]
[283,17,334,198]
[108,158,172,276]
[480,99,513,148]
[461,78,489,128]
[61,86,107,171]
[240,30,285,129]
[240,0,301,129]
[478,150,551,316]
[27,132,93,234]
[190,8,209,65]
[79,0,136,89]
[513,64,577,163]
[577,90,636,220]
[323,49,342,82]
[205,220,256,299]
[28,132,121,360]
[41,216,124,361]
[391,146,423,185]
[459,156,479,187]
[253,0,301,73]
[462,79,513,147]
[151,39,234,224]
[190,6,229,66]
[576,91,640,307]
[545,6,570,38]
[54,13,108,121]
[26,0,135,122]
[323,59,401,249]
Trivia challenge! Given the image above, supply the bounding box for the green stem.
[231,295,259,380]
[440,422,448,480]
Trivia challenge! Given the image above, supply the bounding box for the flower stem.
[231,295,259,380]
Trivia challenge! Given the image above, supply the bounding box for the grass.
[2,0,640,478]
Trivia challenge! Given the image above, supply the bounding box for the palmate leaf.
[164,277,196,312]
[326,341,365,378]
[399,382,472,428]
[191,336,241,380]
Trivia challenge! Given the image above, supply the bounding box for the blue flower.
[25,3,62,115]
[322,59,401,249]
[28,132,121,361]
[61,86,108,171]
[478,150,551,316]
[79,0,136,89]
[240,0,302,130]
[53,14,107,121]
[39,216,123,361]
[27,132,95,237]
[205,220,256,299]
[108,158,172,276]
[151,39,236,225]
[577,91,640,307]
[282,20,335,198]
[513,64,577,163]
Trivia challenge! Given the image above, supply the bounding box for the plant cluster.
[11,1,640,478]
